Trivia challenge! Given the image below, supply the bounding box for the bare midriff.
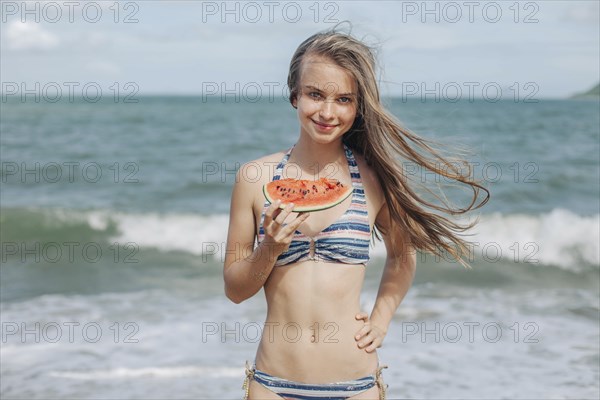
[254,259,379,383]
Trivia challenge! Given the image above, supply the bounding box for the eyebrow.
[303,85,356,97]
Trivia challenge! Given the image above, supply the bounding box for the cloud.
[1,2,597,98]
[5,21,60,51]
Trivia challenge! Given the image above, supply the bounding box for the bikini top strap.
[343,143,363,190]
[272,144,296,181]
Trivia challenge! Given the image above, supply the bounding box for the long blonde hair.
[287,24,490,268]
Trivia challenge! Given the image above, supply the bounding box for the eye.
[338,97,352,104]
[309,92,322,99]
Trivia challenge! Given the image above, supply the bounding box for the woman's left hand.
[354,312,386,353]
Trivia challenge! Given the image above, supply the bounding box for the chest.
[252,149,382,242]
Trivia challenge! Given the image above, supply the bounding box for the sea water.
[1,97,598,399]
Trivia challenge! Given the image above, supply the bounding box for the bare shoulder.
[234,150,287,216]
[353,152,385,214]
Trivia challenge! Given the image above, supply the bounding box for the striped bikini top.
[257,143,371,267]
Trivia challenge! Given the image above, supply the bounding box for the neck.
[292,136,347,174]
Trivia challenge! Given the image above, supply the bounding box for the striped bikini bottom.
[242,360,388,399]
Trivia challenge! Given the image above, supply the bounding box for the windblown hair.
[287,23,490,268]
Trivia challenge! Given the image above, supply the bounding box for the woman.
[224,26,489,400]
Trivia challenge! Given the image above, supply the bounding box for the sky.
[1,0,599,99]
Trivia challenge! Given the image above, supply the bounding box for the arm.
[355,202,416,352]
[223,164,274,304]
[223,163,309,304]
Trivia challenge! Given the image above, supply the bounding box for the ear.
[291,95,298,109]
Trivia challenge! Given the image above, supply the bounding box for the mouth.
[311,119,339,129]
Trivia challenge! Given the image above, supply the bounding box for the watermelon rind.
[262,182,353,212]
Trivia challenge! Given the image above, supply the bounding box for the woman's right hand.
[261,199,310,258]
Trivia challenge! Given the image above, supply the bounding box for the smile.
[312,119,339,129]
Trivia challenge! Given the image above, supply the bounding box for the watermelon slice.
[263,178,353,212]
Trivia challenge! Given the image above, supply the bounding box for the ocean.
[1,96,599,399]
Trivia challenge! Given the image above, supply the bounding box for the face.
[291,55,358,144]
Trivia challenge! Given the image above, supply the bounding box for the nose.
[319,100,334,120]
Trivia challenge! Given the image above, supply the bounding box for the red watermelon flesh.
[263,178,353,212]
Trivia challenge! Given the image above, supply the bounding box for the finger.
[365,344,377,353]
[357,332,374,349]
[280,214,307,237]
[279,213,308,238]
[355,312,369,321]
[271,207,286,222]
[284,212,309,232]
[365,338,383,353]
[355,324,371,341]
[273,203,295,225]
[264,199,282,224]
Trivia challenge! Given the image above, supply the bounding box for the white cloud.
[5,21,60,51]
